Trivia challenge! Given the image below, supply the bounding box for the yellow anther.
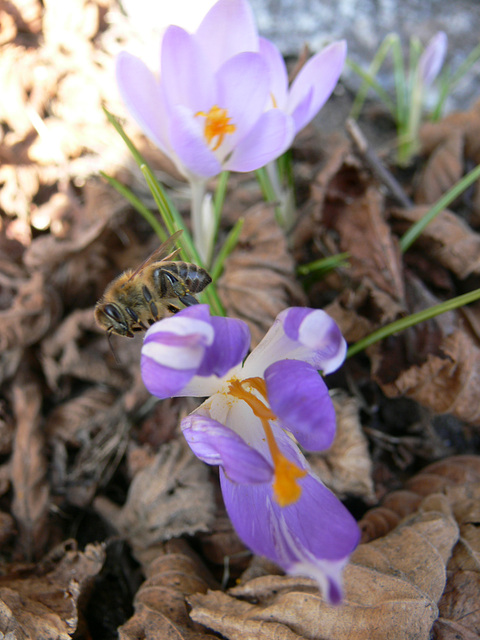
[229,378,275,421]
[272,452,307,507]
[196,105,236,150]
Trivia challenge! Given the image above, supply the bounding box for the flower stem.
[191,179,208,264]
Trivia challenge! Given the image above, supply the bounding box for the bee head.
[94,302,134,338]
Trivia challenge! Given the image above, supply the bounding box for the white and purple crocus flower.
[116,0,347,181]
[141,305,360,603]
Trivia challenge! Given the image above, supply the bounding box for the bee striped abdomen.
[171,262,212,293]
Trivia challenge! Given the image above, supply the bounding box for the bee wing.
[127,230,183,281]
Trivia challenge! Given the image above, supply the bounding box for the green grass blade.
[100,171,168,243]
[103,107,146,167]
[347,58,396,117]
[210,218,244,282]
[347,287,480,358]
[349,34,396,119]
[400,163,480,252]
[297,253,350,277]
[390,35,407,127]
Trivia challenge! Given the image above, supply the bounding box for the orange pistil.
[196,105,236,150]
[228,378,307,507]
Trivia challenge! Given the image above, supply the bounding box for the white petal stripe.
[145,316,214,341]
[142,340,205,370]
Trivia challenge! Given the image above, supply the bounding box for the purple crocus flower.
[141,305,360,603]
[418,31,448,86]
[116,0,346,181]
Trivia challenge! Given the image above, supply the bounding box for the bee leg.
[125,307,147,330]
[142,285,161,322]
[163,271,188,298]
[167,304,182,314]
[178,292,199,306]
[161,270,199,307]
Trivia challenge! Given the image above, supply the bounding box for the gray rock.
[250,0,480,112]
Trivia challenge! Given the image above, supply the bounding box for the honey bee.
[95,230,212,338]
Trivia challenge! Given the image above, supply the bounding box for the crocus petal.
[161,25,216,112]
[216,52,270,150]
[281,307,346,373]
[198,315,250,377]
[289,87,314,136]
[141,306,214,399]
[116,52,170,152]
[265,359,336,451]
[418,31,447,86]
[182,413,273,483]
[169,105,222,178]
[287,40,347,133]
[220,467,360,603]
[225,109,294,172]
[259,37,288,108]
[243,307,346,378]
[194,0,259,70]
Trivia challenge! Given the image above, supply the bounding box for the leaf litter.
[0,2,480,639]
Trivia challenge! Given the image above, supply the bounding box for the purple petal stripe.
[182,413,273,483]
[198,315,250,377]
[265,359,336,451]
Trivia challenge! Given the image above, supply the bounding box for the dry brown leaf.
[218,203,306,346]
[310,133,353,208]
[0,399,14,456]
[53,397,130,508]
[94,439,216,565]
[10,373,49,559]
[119,539,217,640]
[189,494,458,640]
[373,329,480,425]
[360,456,480,542]
[308,390,375,502]
[321,185,407,345]
[433,482,480,639]
[416,103,480,220]
[0,272,62,351]
[415,131,464,205]
[0,540,105,638]
[391,205,480,279]
[41,308,132,393]
[45,386,118,445]
[334,186,405,318]
[0,511,16,549]
[357,458,480,638]
[324,287,376,343]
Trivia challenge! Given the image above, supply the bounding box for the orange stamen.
[195,105,236,150]
[228,378,307,506]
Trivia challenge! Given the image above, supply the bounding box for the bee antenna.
[107,330,122,366]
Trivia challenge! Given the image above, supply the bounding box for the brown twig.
[346,118,413,209]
